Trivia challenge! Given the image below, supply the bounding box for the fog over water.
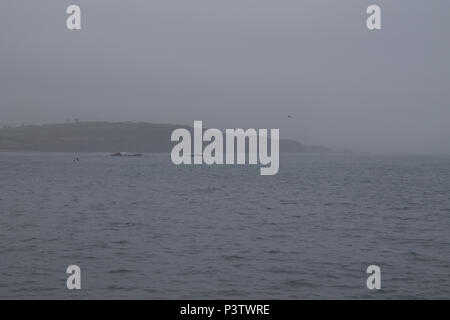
[1,0,450,153]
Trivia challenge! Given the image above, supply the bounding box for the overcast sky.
[1,0,449,153]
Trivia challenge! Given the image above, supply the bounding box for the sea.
[0,152,449,299]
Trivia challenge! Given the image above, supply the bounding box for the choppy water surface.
[0,153,449,299]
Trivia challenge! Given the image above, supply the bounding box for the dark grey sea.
[0,153,449,299]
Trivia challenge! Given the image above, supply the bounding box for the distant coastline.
[0,122,333,154]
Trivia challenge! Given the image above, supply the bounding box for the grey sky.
[1,0,449,153]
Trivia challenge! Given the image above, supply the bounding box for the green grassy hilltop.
[0,122,332,153]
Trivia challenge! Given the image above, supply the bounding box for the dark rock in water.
[110,152,143,157]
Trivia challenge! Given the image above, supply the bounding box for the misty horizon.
[1,1,450,302]
[1,0,450,154]
[1,119,450,156]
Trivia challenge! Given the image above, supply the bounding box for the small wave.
[108,269,133,274]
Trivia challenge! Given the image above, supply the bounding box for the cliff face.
[0,122,332,153]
